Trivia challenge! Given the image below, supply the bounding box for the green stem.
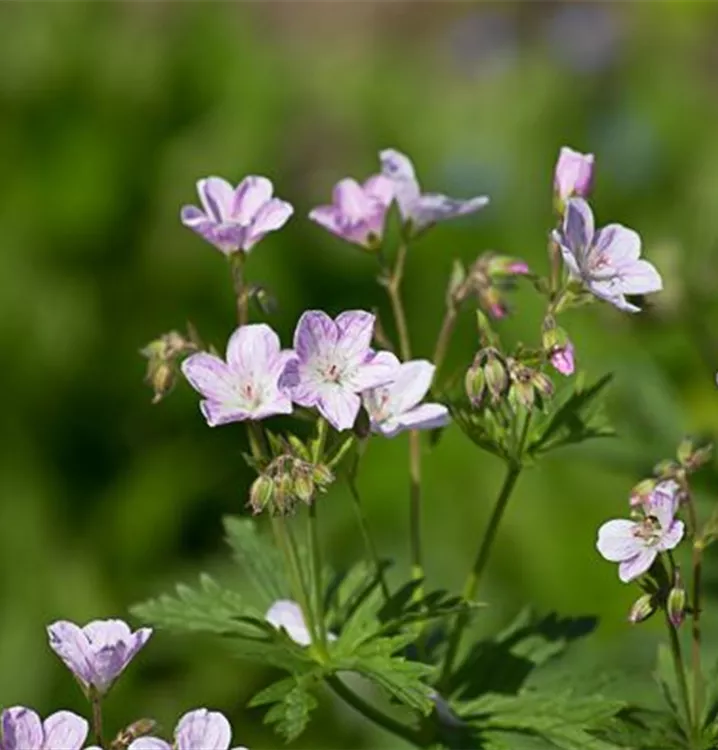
[90,692,104,749]
[439,464,522,690]
[346,469,391,600]
[686,495,704,733]
[312,417,329,463]
[307,501,327,645]
[666,609,694,740]
[325,675,425,747]
[230,253,249,326]
[432,305,458,380]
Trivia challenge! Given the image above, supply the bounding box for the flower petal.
[411,193,489,229]
[619,549,657,583]
[42,711,89,750]
[554,147,594,201]
[180,205,208,227]
[363,174,394,207]
[309,205,343,237]
[128,739,173,750]
[244,198,293,250]
[175,709,232,750]
[181,353,237,402]
[333,179,370,222]
[231,176,273,224]
[226,324,281,375]
[645,481,680,528]
[197,177,235,223]
[266,599,311,646]
[251,392,294,421]
[563,198,595,265]
[616,259,663,296]
[335,310,375,362]
[592,224,641,265]
[293,310,338,361]
[377,403,450,438]
[317,385,361,431]
[379,148,421,218]
[596,519,642,562]
[350,350,400,391]
[47,621,95,687]
[385,360,436,415]
[200,400,252,427]
[658,520,685,552]
[2,707,44,750]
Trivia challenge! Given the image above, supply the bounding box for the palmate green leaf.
[595,707,686,750]
[250,674,321,743]
[223,516,289,605]
[457,690,626,750]
[528,374,615,457]
[130,574,314,672]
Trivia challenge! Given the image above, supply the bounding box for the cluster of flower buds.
[141,328,201,404]
[249,455,334,516]
[465,348,509,407]
[447,252,530,320]
[506,357,553,412]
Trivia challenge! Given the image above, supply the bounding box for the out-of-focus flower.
[127,709,247,750]
[362,354,450,438]
[281,311,398,431]
[596,482,684,582]
[309,176,394,251]
[549,340,575,376]
[379,149,489,235]
[1,707,88,750]
[182,324,296,427]
[181,176,293,255]
[553,146,594,207]
[47,619,152,696]
[553,198,662,312]
[265,600,336,647]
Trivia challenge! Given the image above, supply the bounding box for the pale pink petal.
[412,193,489,229]
[335,311,375,362]
[592,224,641,265]
[47,621,95,687]
[251,392,294,421]
[181,353,237,402]
[42,711,89,750]
[645,482,679,528]
[244,199,293,250]
[231,176,273,223]
[386,360,435,415]
[266,600,311,646]
[2,707,44,750]
[128,739,172,750]
[616,259,663,296]
[363,174,394,207]
[377,403,450,438]
[226,324,281,374]
[333,179,370,223]
[619,549,657,583]
[553,229,582,279]
[175,710,231,750]
[596,519,642,562]
[554,147,594,200]
[379,148,421,218]
[563,198,595,263]
[309,206,343,236]
[293,311,338,361]
[317,385,361,431]
[350,351,399,391]
[197,177,235,223]
[200,400,252,427]
[180,205,208,227]
[658,520,685,552]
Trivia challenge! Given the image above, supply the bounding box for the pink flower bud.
[554,146,594,204]
[549,341,575,376]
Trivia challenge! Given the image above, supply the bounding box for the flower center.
[633,515,663,545]
[365,388,391,422]
[238,380,263,410]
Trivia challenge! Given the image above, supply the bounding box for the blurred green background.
[2,1,718,747]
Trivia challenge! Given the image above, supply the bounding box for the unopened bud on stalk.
[532,371,554,399]
[484,351,509,402]
[653,459,680,479]
[148,361,175,404]
[465,360,486,406]
[630,478,656,507]
[274,473,295,515]
[249,474,275,515]
[628,593,657,625]
[677,438,713,472]
[312,463,335,487]
[446,259,468,307]
[508,380,535,411]
[292,468,315,505]
[667,571,686,628]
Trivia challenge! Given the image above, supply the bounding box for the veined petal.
[412,193,489,229]
[2,707,44,750]
[200,400,251,427]
[658,520,685,552]
[128,739,172,750]
[335,310,375,362]
[47,621,96,686]
[619,549,656,583]
[592,224,641,265]
[563,198,595,265]
[333,179,370,222]
[646,481,679,529]
[231,176,273,224]
[226,323,282,375]
[317,385,360,431]
[197,177,235,223]
[363,174,394,207]
[376,403,450,438]
[615,259,663,296]
[309,205,343,236]
[42,711,89,750]
[180,205,208,227]
[181,353,237,402]
[251,392,294,420]
[293,310,338,361]
[379,148,421,218]
[351,350,400,391]
[553,230,582,279]
[386,359,436,415]
[596,519,642,562]
[175,709,232,750]
[244,199,293,250]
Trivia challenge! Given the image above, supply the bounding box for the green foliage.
[249,675,322,743]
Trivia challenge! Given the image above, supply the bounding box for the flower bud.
[483,352,509,402]
[532,371,554,399]
[667,583,686,629]
[549,342,575,376]
[677,438,713,472]
[111,719,158,750]
[292,465,315,505]
[629,478,656,507]
[508,380,535,412]
[628,593,657,625]
[274,473,295,514]
[312,463,335,488]
[148,361,176,404]
[654,459,679,479]
[553,146,594,211]
[465,361,486,406]
[249,474,275,515]
[446,259,467,307]
[486,255,530,277]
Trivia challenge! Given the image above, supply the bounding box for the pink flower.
[127,709,247,750]
[1,708,88,750]
[181,176,293,255]
[554,146,594,203]
[596,482,684,583]
[182,324,296,426]
[309,176,394,250]
[47,619,152,696]
[549,340,575,376]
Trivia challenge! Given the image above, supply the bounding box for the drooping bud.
[483,351,509,403]
[553,146,594,213]
[249,474,276,515]
[274,473,295,515]
[140,329,199,404]
[292,466,315,505]
[508,380,535,412]
[147,361,175,404]
[628,593,657,625]
[667,575,686,629]
[465,360,486,406]
[630,478,657,507]
[532,371,554,400]
[312,463,335,488]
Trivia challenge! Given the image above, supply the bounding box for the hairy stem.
[91,692,104,749]
[325,675,425,747]
[384,243,425,593]
[666,609,694,740]
[439,464,522,689]
[346,469,391,600]
[230,253,249,326]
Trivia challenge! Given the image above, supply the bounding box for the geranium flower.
[1,708,88,750]
[181,176,292,255]
[552,198,662,312]
[182,324,296,426]
[127,709,246,750]
[553,146,594,204]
